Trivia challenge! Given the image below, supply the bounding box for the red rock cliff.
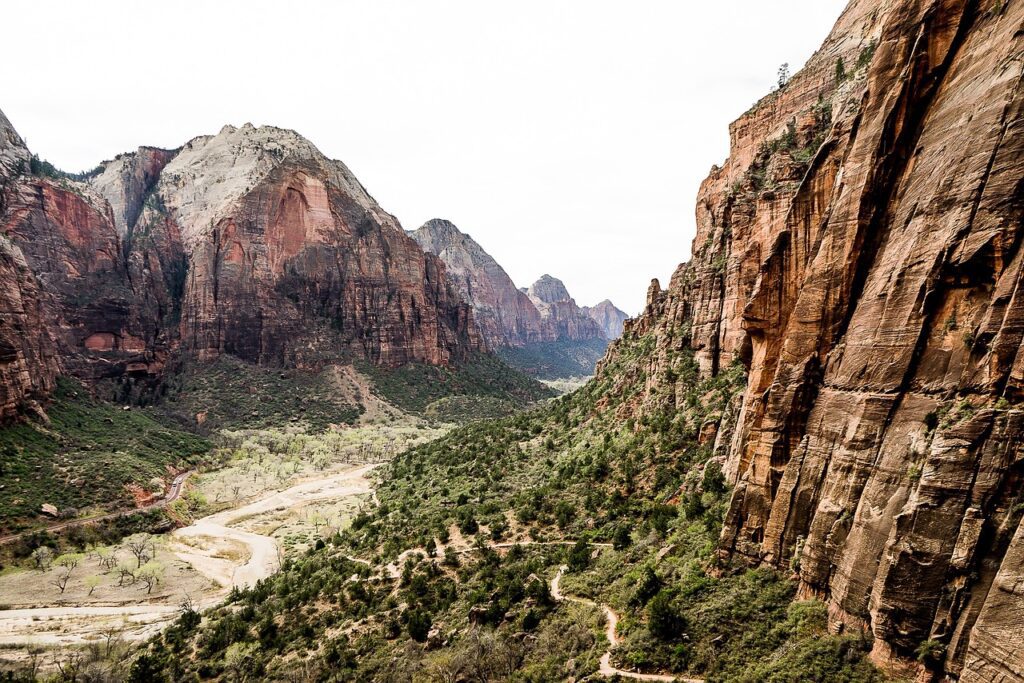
[0,116,485,421]
[151,125,483,367]
[0,110,60,420]
[601,0,1024,678]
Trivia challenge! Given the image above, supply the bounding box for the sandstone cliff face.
[410,219,546,348]
[526,274,606,342]
[599,0,1024,679]
[0,116,485,421]
[412,220,619,351]
[0,110,60,420]
[149,125,482,367]
[582,299,629,340]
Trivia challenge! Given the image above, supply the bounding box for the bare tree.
[116,563,136,587]
[56,553,82,573]
[124,534,153,568]
[100,624,125,658]
[95,546,117,570]
[137,561,164,594]
[32,546,54,571]
[51,568,73,594]
[53,650,84,682]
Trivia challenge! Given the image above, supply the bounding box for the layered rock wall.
[601,0,1024,678]
[0,110,60,420]
[0,114,486,421]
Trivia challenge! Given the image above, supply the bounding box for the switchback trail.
[551,565,703,683]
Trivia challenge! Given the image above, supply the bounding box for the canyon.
[1,0,1022,679]
[412,218,628,377]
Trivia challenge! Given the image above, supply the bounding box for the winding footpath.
[2,464,703,683]
[551,565,703,683]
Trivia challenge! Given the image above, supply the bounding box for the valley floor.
[0,457,379,671]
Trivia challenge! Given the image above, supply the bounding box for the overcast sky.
[2,1,846,314]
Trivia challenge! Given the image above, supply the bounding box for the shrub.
[648,590,686,640]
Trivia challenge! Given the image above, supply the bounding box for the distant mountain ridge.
[411,219,628,378]
[582,299,628,340]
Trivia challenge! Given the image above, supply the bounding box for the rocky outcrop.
[0,115,486,420]
[582,300,629,340]
[411,219,618,360]
[411,218,545,348]
[89,146,177,240]
[526,275,605,342]
[0,110,60,420]
[599,0,1024,679]
[150,125,482,367]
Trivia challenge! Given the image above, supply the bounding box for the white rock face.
[0,109,29,184]
[155,124,384,248]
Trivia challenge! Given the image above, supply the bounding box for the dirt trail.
[0,464,378,648]
[328,365,403,425]
[551,565,702,683]
[172,463,377,588]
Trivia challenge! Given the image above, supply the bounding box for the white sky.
[1,1,847,315]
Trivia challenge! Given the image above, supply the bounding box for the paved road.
[0,470,194,546]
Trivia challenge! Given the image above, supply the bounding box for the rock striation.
[410,219,546,348]
[0,114,485,421]
[526,274,606,342]
[582,299,629,340]
[412,219,623,375]
[597,0,1024,679]
[0,110,60,421]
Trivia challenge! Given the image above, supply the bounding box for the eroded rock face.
[411,218,546,348]
[0,114,485,421]
[0,110,60,420]
[526,274,605,342]
[582,299,629,340]
[598,0,1024,678]
[153,126,482,367]
[412,220,617,350]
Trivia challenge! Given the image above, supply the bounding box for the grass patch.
[357,352,553,415]
[0,379,210,534]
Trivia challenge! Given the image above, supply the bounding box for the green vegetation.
[0,379,209,534]
[857,40,878,70]
[158,356,362,432]
[28,154,105,182]
[358,352,553,416]
[120,319,884,681]
[496,337,610,380]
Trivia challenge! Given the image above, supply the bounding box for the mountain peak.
[527,274,571,304]
[153,122,377,247]
[582,299,629,340]
[414,218,469,247]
